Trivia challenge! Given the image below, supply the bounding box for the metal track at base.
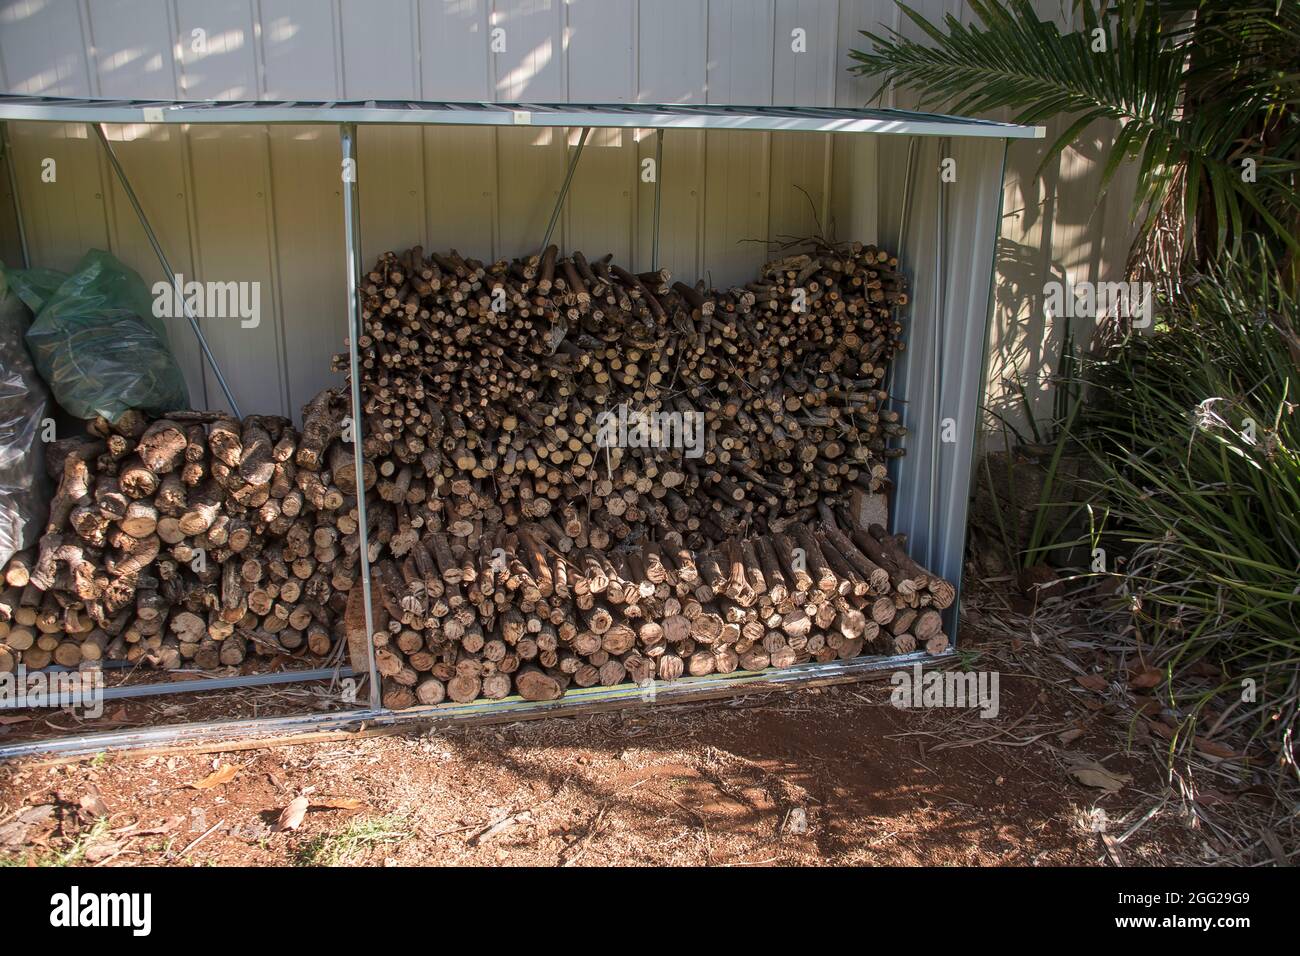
[0,652,948,762]
[0,667,354,709]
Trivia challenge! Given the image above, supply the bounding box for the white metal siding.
[0,0,1133,431]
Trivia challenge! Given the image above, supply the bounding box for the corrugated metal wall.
[0,0,1134,432]
[881,134,1006,594]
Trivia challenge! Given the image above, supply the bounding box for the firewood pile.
[0,410,350,673]
[353,514,953,709]
[336,240,908,546]
[0,240,957,710]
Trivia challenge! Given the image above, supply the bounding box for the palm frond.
[848,0,1300,265]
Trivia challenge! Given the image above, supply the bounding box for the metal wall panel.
[340,0,427,266]
[171,0,288,415]
[566,0,635,104]
[878,135,1007,613]
[770,0,840,246]
[487,1,566,256]
[0,0,106,274]
[565,1,637,263]
[258,3,347,413]
[260,0,340,100]
[83,1,206,400]
[633,0,707,277]
[0,0,1135,464]
[418,1,497,257]
[702,1,773,283]
[0,0,93,97]
[636,0,707,104]
[265,125,347,416]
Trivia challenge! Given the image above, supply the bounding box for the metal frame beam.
[0,651,950,761]
[339,123,383,712]
[651,128,664,271]
[539,126,590,253]
[0,666,355,709]
[0,95,1045,140]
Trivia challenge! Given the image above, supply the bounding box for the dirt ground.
[0,671,1227,866]
[0,586,1285,867]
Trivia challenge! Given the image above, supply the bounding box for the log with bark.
[0,410,349,673]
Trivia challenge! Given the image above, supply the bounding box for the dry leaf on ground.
[277,796,309,832]
[1193,737,1241,760]
[1129,668,1164,689]
[1068,763,1132,792]
[133,816,184,836]
[190,764,239,790]
[78,792,110,819]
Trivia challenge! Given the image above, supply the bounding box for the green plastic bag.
[0,265,52,568]
[10,250,189,424]
[3,264,64,312]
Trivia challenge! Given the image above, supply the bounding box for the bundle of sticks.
[0,408,353,673]
[349,513,954,709]
[334,241,908,547]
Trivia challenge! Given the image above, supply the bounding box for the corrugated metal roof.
[0,95,1044,139]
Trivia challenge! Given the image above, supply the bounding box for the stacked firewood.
[334,242,908,547]
[0,239,960,713]
[0,409,352,673]
[320,241,953,708]
[346,514,953,710]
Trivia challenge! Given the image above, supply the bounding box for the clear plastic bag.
[10,249,189,425]
[0,265,52,568]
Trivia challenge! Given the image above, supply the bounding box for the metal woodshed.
[0,94,1040,757]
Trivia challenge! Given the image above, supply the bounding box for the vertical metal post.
[92,124,242,418]
[926,137,950,571]
[651,128,664,271]
[897,137,920,256]
[340,123,383,712]
[950,140,1011,649]
[1,122,30,268]
[539,127,590,253]
[883,136,919,515]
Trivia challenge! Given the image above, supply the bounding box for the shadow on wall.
[983,236,1071,449]
[983,119,1131,450]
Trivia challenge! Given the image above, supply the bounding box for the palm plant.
[848,0,1300,279]
[1078,244,1299,750]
